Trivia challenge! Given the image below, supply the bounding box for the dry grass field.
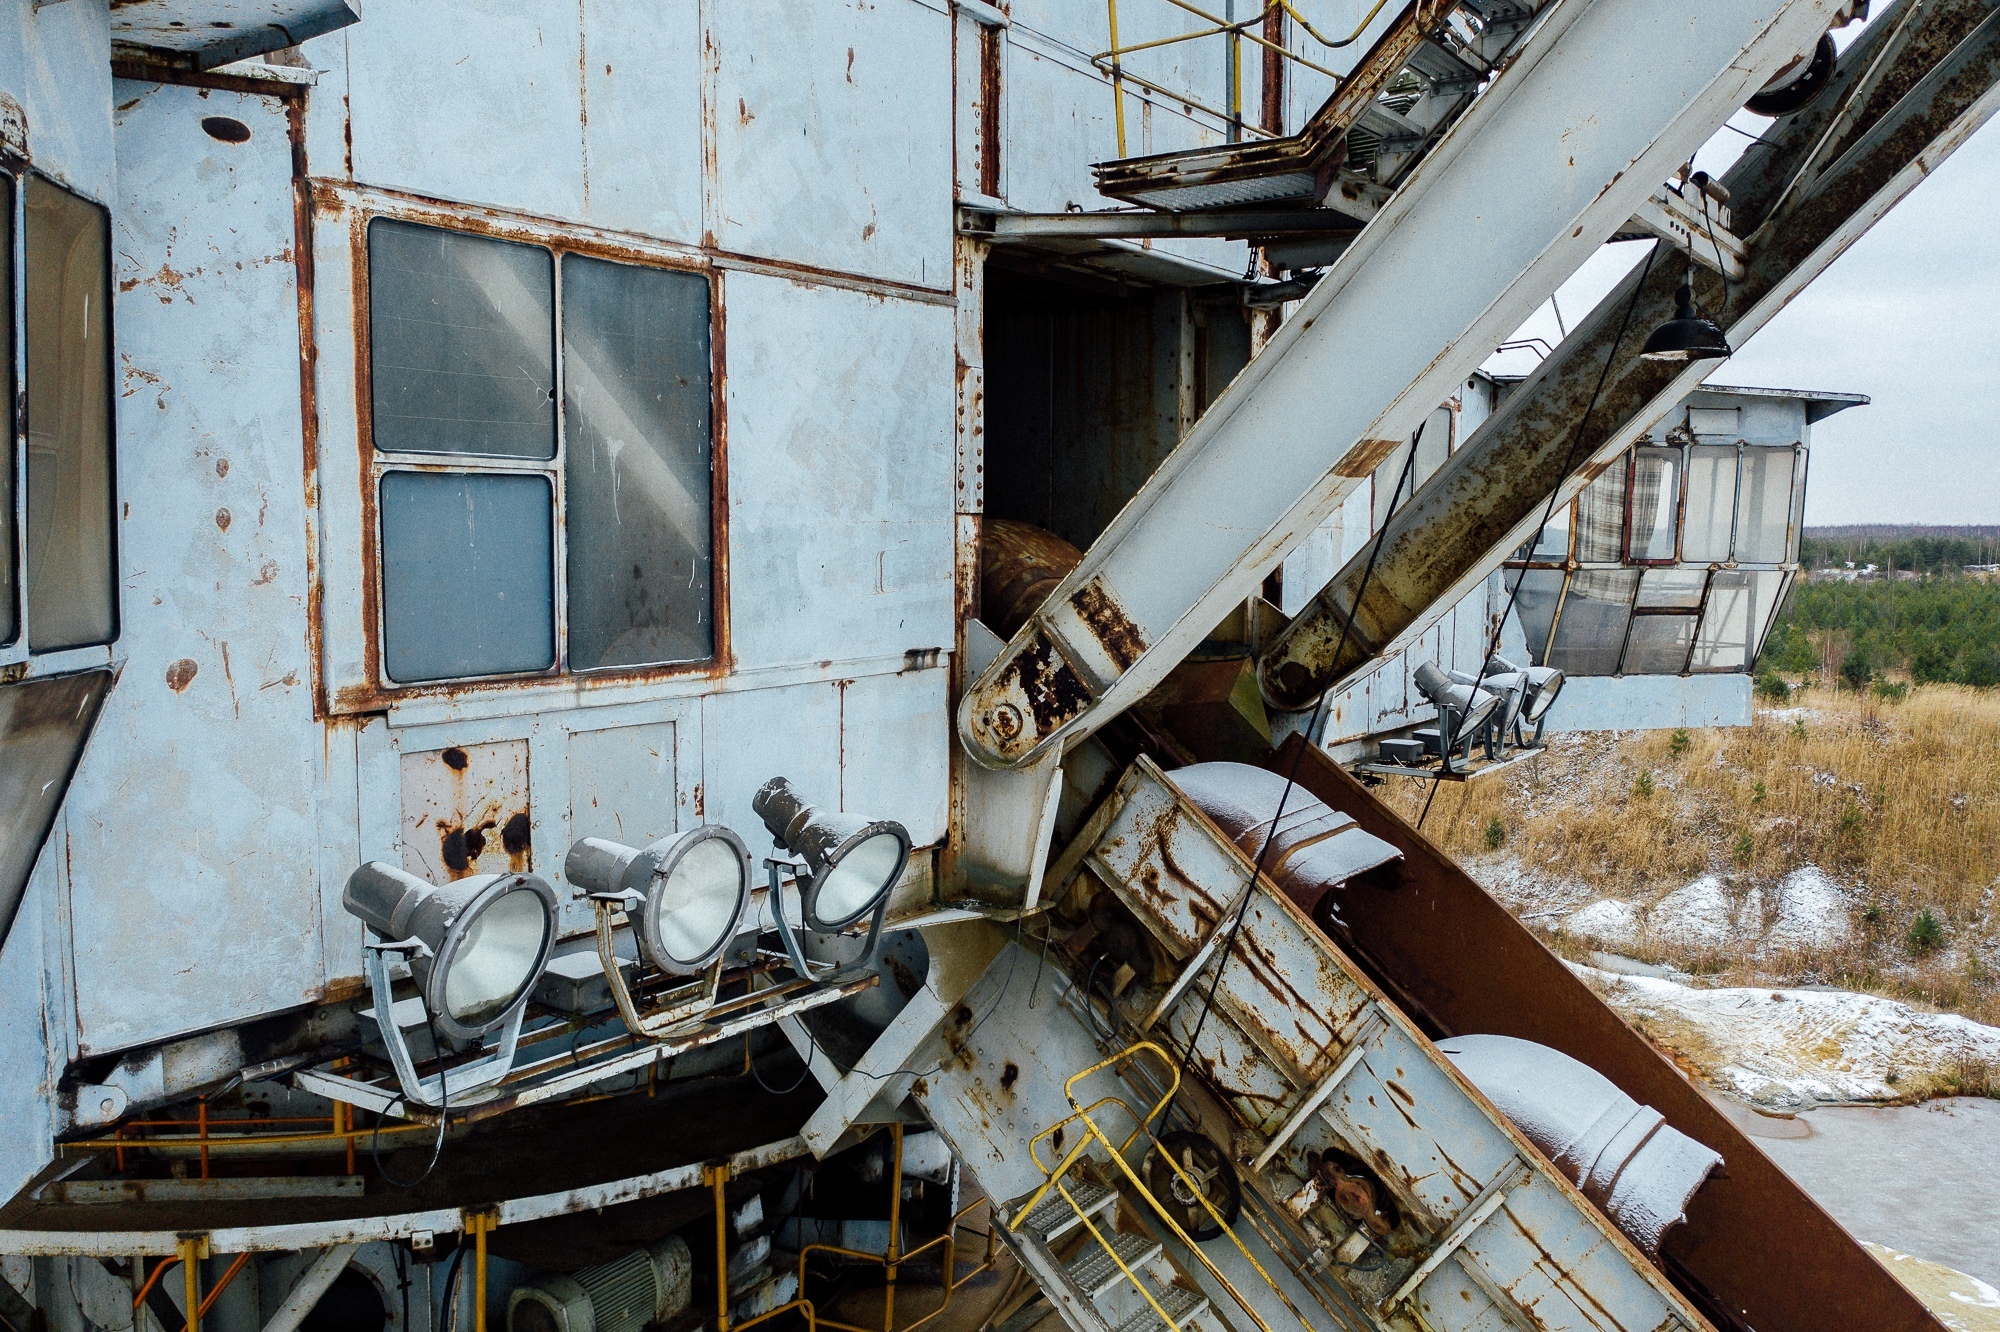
[1377,684,2000,1033]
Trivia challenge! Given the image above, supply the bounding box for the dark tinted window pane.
[1621,614,1696,674]
[379,471,555,682]
[0,175,12,645]
[24,176,116,651]
[0,670,111,954]
[561,255,714,670]
[1546,569,1638,675]
[368,218,555,459]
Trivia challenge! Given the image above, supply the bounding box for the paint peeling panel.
[68,84,322,1053]
[1323,1023,1519,1222]
[399,739,534,884]
[723,273,954,670]
[709,0,952,288]
[1449,1179,1681,1332]
[346,0,586,223]
[565,721,680,933]
[580,0,704,245]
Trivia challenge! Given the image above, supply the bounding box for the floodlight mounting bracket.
[362,930,525,1110]
[591,897,727,1040]
[762,858,892,986]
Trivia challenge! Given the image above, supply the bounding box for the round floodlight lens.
[443,887,551,1027]
[1524,672,1564,721]
[651,835,749,967]
[812,830,906,928]
[1459,691,1500,734]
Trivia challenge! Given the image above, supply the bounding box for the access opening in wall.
[982,262,1251,556]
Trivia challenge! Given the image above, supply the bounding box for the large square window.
[366,218,716,686]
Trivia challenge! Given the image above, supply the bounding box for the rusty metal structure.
[0,1,1994,1331]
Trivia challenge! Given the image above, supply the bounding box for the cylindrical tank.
[980,519,1083,639]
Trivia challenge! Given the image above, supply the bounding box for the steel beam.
[959,0,1839,769]
[960,207,1364,241]
[1257,0,2000,710]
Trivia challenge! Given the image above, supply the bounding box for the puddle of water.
[1708,1091,2000,1285]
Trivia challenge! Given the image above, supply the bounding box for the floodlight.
[753,778,910,932]
[1485,654,1565,740]
[1414,662,1501,769]
[342,862,558,1106]
[753,776,910,982]
[1639,283,1730,364]
[565,828,754,1040]
[567,827,753,975]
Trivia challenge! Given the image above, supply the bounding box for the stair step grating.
[1065,1230,1165,1299]
[1022,1181,1117,1243]
[1111,1287,1210,1332]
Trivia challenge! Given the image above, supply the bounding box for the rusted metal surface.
[1259,0,2000,711]
[1092,1,1452,210]
[981,520,1084,640]
[1265,734,1946,1332]
[1022,756,1717,1331]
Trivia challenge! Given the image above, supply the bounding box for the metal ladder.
[1011,1180,1213,1332]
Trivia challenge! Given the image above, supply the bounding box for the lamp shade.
[343,863,558,1042]
[1640,283,1731,364]
[566,826,753,975]
[1414,661,1501,736]
[753,777,911,931]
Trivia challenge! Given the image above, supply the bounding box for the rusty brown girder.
[1257,0,2000,711]
[1263,735,1945,1332]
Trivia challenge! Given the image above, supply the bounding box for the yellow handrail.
[1097,0,1400,155]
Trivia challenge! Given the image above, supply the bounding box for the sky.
[1482,40,2000,528]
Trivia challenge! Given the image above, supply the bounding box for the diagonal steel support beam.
[1259,0,2000,710]
[960,0,1840,769]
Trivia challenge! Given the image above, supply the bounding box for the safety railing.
[796,1122,1000,1332]
[1098,0,1394,155]
[1011,1042,1322,1332]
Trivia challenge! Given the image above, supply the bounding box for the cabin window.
[15,175,118,652]
[365,218,715,686]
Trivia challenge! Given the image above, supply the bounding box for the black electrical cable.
[394,1241,411,1332]
[1416,241,1663,831]
[438,1243,467,1332]
[1170,420,1429,1102]
[371,1006,451,1190]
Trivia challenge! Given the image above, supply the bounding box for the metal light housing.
[1413,661,1501,738]
[342,863,559,1042]
[565,827,753,976]
[753,777,911,932]
[1487,655,1566,723]
[1639,283,1731,364]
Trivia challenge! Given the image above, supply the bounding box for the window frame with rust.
[342,199,730,707]
[1,165,124,679]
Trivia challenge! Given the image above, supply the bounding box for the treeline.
[1762,578,2000,688]
[1799,532,2000,573]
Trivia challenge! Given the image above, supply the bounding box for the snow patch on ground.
[1647,875,1740,949]
[1572,964,2000,1109]
[1763,865,1852,953]
[1565,899,1641,948]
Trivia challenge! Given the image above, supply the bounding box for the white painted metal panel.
[66,83,325,1054]
[0,1,117,203]
[0,856,58,1205]
[721,272,955,670]
[838,667,950,847]
[345,0,586,221]
[398,738,532,883]
[708,0,952,288]
[699,681,843,857]
[580,0,704,246]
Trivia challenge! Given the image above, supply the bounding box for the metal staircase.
[916,758,1714,1332]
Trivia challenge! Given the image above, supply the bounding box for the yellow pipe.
[1107,0,1128,156]
[884,1123,903,1332]
[710,1163,732,1331]
[177,1236,206,1332]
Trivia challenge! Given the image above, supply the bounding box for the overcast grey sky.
[1485,61,2000,527]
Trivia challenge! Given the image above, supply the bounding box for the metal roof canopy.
[108,0,360,71]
